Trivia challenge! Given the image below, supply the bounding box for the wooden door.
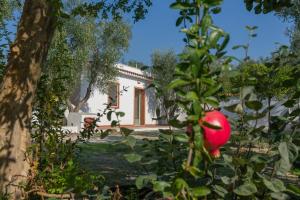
[134,88,145,125]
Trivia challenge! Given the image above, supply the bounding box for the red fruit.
[199,111,231,158]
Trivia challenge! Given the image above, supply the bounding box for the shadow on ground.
[77,135,152,186]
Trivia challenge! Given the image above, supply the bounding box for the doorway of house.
[134,88,145,126]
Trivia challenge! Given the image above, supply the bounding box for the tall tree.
[276,0,300,63]
[151,50,179,122]
[0,2,57,197]
[69,19,131,112]
[0,0,151,197]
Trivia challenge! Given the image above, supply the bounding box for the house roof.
[116,63,152,81]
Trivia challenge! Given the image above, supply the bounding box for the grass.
[77,141,147,186]
[76,132,300,188]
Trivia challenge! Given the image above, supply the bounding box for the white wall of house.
[76,64,158,127]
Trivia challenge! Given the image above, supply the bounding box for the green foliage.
[58,9,132,111]
[30,54,102,196]
[151,50,178,92]
[118,1,300,199]
[0,0,20,81]
[244,0,292,14]
[150,50,180,122]
[70,0,152,22]
[232,25,258,61]
[30,132,104,194]
[30,21,107,195]
[92,19,131,93]
[30,78,129,196]
[20,0,300,198]
[0,0,20,25]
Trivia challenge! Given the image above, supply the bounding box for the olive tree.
[0,0,151,197]
[68,19,131,112]
[151,50,179,123]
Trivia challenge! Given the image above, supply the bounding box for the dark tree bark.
[0,0,56,198]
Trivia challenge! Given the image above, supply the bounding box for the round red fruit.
[199,110,231,158]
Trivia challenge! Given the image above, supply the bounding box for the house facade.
[67,64,160,131]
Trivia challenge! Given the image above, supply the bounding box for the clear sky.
[123,0,291,65]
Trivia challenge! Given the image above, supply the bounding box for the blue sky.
[123,0,291,65]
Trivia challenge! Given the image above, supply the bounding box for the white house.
[66,63,163,131]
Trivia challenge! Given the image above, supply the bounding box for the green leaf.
[176,17,184,26]
[202,121,222,130]
[233,157,248,166]
[174,133,189,143]
[232,44,247,50]
[213,185,228,198]
[123,136,136,149]
[290,108,300,117]
[117,111,125,117]
[159,129,173,135]
[153,181,171,192]
[203,84,222,97]
[224,103,243,114]
[120,127,134,136]
[168,79,190,89]
[169,119,185,128]
[242,86,254,99]
[185,91,199,101]
[234,182,257,196]
[174,178,188,190]
[270,192,289,200]
[191,186,211,197]
[245,1,254,11]
[209,30,222,47]
[221,176,234,185]
[244,112,267,121]
[278,142,289,161]
[245,100,263,111]
[204,96,219,107]
[283,99,296,108]
[124,153,142,163]
[170,2,191,10]
[291,168,300,176]
[203,0,222,6]
[200,15,211,32]
[286,184,300,197]
[107,111,112,121]
[135,174,157,189]
[219,34,230,51]
[263,178,286,192]
[276,158,292,175]
[101,129,110,139]
[111,120,118,127]
[187,166,205,177]
[194,128,203,149]
[193,101,202,115]
[246,25,258,30]
[211,7,222,14]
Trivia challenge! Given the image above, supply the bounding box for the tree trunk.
[72,81,93,112]
[0,0,56,198]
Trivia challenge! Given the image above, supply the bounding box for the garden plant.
[0,0,299,199]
